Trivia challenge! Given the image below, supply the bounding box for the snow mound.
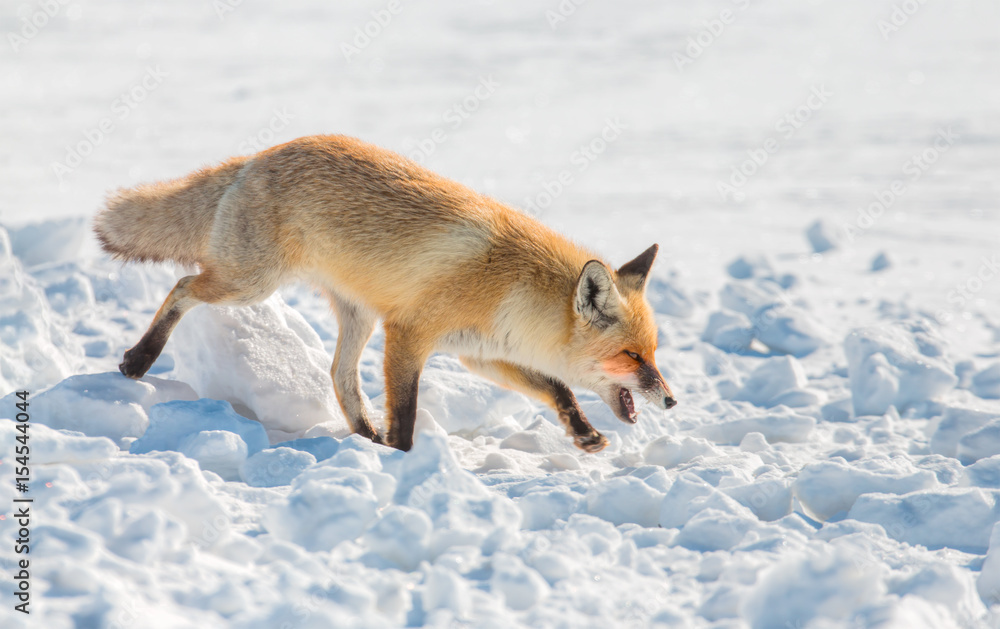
[169,294,345,436]
[263,465,387,551]
[957,419,1000,465]
[930,406,1000,458]
[7,372,198,446]
[844,325,957,416]
[585,476,664,527]
[0,227,81,391]
[871,251,891,272]
[394,433,521,552]
[848,488,1000,552]
[275,436,341,461]
[179,430,248,481]
[972,363,1000,399]
[646,276,696,318]
[978,522,1000,605]
[723,475,793,521]
[363,505,433,570]
[261,432,521,558]
[806,219,840,253]
[701,310,754,353]
[743,548,883,628]
[698,407,816,445]
[726,254,774,280]
[716,282,829,356]
[130,399,270,457]
[967,456,1000,488]
[674,507,758,551]
[7,217,89,267]
[719,280,784,316]
[490,553,551,610]
[753,303,829,357]
[660,474,755,530]
[516,485,585,531]
[644,435,720,468]
[731,356,823,408]
[794,459,939,521]
[241,446,317,487]
[0,416,116,464]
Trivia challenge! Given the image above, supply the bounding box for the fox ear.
[618,244,658,289]
[574,260,622,329]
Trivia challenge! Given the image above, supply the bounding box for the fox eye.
[624,350,641,362]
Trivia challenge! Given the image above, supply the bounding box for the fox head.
[568,244,676,423]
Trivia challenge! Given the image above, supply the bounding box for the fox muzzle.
[638,362,676,410]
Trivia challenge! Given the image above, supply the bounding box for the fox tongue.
[618,388,637,423]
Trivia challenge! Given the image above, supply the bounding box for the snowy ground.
[2,0,1000,627]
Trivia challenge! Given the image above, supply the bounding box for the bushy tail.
[94,157,249,265]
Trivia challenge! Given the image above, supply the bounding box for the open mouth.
[617,387,638,423]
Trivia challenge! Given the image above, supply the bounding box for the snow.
[178,430,247,482]
[643,434,720,468]
[974,363,1000,400]
[701,309,754,353]
[240,447,316,488]
[169,295,346,438]
[696,406,817,445]
[794,459,940,521]
[715,282,830,357]
[726,254,773,281]
[129,398,269,457]
[849,488,1000,553]
[931,406,1000,459]
[845,325,959,417]
[979,523,1000,605]
[3,0,1000,626]
[805,219,841,254]
[958,420,1000,465]
[3,372,198,446]
[731,355,823,408]
[871,251,892,272]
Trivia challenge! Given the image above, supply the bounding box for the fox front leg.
[460,357,608,453]
[382,322,435,451]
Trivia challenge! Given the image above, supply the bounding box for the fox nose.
[663,396,677,409]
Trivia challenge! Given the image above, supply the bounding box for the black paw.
[386,432,412,452]
[356,425,387,446]
[119,346,156,379]
[574,431,609,453]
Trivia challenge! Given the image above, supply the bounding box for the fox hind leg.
[120,268,280,379]
[120,274,203,378]
[460,357,608,453]
[329,293,382,443]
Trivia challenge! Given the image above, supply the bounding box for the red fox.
[94,135,676,452]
